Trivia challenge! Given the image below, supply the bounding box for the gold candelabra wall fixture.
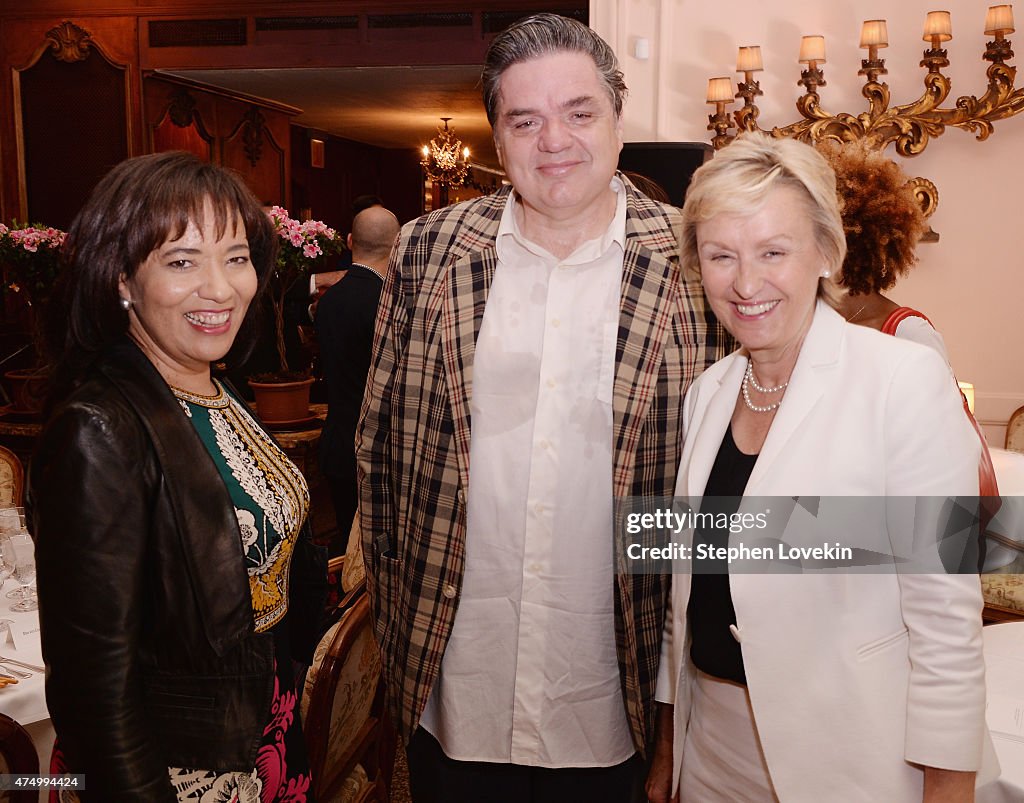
[705,5,1023,157]
[420,117,470,188]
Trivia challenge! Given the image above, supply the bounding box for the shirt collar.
[496,176,627,265]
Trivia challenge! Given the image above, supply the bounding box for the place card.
[987,692,1024,741]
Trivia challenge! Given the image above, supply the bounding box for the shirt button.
[551,318,560,328]
[529,563,542,573]
[442,584,457,599]
[539,439,549,450]
[729,624,742,643]
[456,489,466,505]
[546,379,556,389]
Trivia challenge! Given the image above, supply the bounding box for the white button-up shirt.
[419,180,634,767]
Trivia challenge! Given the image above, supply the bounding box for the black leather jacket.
[27,340,327,801]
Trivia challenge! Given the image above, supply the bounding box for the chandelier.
[420,117,470,187]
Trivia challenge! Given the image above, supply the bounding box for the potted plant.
[0,222,65,413]
[248,206,343,424]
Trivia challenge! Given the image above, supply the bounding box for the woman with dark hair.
[27,151,326,801]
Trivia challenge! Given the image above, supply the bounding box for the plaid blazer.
[356,178,730,757]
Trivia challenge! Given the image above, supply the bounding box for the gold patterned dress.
[167,381,311,802]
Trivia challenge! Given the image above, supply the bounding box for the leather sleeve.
[28,400,176,801]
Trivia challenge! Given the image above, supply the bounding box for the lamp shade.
[736,46,764,72]
[706,77,735,103]
[860,20,889,48]
[958,381,975,414]
[923,10,953,42]
[799,35,827,63]
[985,5,1015,35]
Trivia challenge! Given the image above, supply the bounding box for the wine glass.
[2,533,36,613]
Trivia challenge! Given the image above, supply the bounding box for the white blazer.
[657,302,997,801]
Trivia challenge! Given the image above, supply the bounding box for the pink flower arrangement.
[267,206,339,275]
[0,222,66,306]
[263,207,343,375]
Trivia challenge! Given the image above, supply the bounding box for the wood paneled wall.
[290,127,423,231]
[145,74,298,208]
[0,16,141,228]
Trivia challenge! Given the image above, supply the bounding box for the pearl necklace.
[741,362,788,413]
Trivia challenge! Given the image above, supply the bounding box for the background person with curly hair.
[819,140,948,358]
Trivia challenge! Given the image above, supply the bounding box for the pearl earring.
[120,297,131,310]
[821,270,831,278]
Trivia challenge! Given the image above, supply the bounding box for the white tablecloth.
[984,448,1024,572]
[978,621,1024,802]
[992,448,1024,497]
[0,586,52,801]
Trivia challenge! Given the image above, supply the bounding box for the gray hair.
[679,132,846,301]
[482,13,627,126]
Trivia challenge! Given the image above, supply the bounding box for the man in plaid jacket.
[356,13,729,802]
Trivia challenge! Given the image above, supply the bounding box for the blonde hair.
[678,132,846,300]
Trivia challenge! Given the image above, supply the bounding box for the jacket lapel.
[682,302,845,495]
[748,302,844,490]
[686,355,746,496]
[99,340,253,655]
[612,187,683,497]
[439,193,506,490]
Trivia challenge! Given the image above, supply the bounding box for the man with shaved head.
[316,204,400,555]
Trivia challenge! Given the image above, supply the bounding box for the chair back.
[1007,405,1024,453]
[0,712,39,803]
[302,588,395,802]
[0,447,24,509]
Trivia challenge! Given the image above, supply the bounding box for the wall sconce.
[708,5,1021,156]
[704,5,1022,238]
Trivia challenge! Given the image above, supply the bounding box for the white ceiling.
[167,65,499,165]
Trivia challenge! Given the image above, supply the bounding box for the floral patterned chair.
[983,574,1024,623]
[981,414,1024,622]
[302,588,395,803]
[0,446,23,509]
[1007,405,1024,454]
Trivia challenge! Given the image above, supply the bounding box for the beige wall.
[592,0,1024,445]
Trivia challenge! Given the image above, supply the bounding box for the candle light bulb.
[799,35,827,64]
[985,5,1015,35]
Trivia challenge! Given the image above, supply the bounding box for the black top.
[315,263,385,550]
[688,424,758,685]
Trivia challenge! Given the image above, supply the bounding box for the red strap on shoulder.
[880,307,933,336]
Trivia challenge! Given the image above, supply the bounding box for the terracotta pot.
[247,377,314,425]
[3,368,47,414]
